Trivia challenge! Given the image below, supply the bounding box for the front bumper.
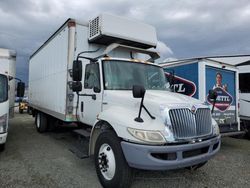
[121,135,221,170]
[0,133,7,144]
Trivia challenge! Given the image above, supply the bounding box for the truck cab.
[0,73,8,151]
[72,56,221,187]
[0,48,25,151]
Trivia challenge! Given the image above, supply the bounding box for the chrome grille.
[169,108,212,139]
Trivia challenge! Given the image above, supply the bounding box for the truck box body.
[29,23,70,120]
[236,61,250,121]
[161,59,240,134]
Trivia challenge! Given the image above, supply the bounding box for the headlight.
[212,118,220,136]
[0,114,7,133]
[127,127,166,144]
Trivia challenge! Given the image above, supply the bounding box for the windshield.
[0,74,8,102]
[103,60,169,90]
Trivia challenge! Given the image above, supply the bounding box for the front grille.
[169,108,212,139]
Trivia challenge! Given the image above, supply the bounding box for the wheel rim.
[37,113,40,128]
[98,143,116,180]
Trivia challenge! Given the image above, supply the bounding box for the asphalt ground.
[0,113,250,188]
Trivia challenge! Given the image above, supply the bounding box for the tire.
[246,128,250,139]
[94,131,134,188]
[0,144,5,152]
[242,120,250,139]
[19,109,23,114]
[47,116,57,131]
[35,112,48,133]
[245,121,250,139]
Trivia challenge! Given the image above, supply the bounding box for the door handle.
[81,101,84,112]
[79,93,96,100]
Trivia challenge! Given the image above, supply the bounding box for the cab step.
[73,129,91,139]
[69,129,91,159]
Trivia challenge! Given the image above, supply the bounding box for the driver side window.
[84,63,100,90]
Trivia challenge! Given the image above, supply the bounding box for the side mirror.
[93,86,101,93]
[132,85,145,98]
[208,89,218,100]
[132,85,155,122]
[17,82,25,97]
[72,60,82,81]
[72,81,82,92]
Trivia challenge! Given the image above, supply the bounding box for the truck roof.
[160,55,250,68]
[30,18,74,59]
[160,56,240,69]
[0,48,16,59]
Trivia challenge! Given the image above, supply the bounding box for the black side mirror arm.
[211,99,216,114]
[135,95,144,122]
[133,85,156,123]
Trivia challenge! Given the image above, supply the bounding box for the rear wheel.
[245,122,250,139]
[0,144,5,152]
[242,120,250,139]
[246,128,250,139]
[19,109,23,114]
[47,116,57,131]
[35,112,48,133]
[94,131,134,188]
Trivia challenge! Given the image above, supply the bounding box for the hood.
[103,90,206,115]
[144,90,201,106]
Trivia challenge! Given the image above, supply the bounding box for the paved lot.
[0,113,250,188]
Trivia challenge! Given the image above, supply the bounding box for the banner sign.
[163,62,199,98]
[205,66,236,124]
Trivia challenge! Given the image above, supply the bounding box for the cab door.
[79,62,102,126]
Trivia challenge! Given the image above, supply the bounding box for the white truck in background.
[237,61,250,138]
[0,48,24,151]
[28,14,221,188]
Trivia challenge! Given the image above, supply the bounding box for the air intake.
[89,16,100,39]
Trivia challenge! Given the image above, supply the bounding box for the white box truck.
[161,58,242,136]
[28,14,221,188]
[236,61,250,138]
[0,48,24,151]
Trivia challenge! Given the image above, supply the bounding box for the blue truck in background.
[161,58,243,136]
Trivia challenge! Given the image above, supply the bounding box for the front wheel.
[94,131,134,188]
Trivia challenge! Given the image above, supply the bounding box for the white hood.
[102,90,207,120]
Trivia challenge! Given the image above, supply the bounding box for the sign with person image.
[206,66,236,124]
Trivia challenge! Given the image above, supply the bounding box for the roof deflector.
[96,43,160,62]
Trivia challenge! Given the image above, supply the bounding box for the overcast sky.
[1,0,250,83]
